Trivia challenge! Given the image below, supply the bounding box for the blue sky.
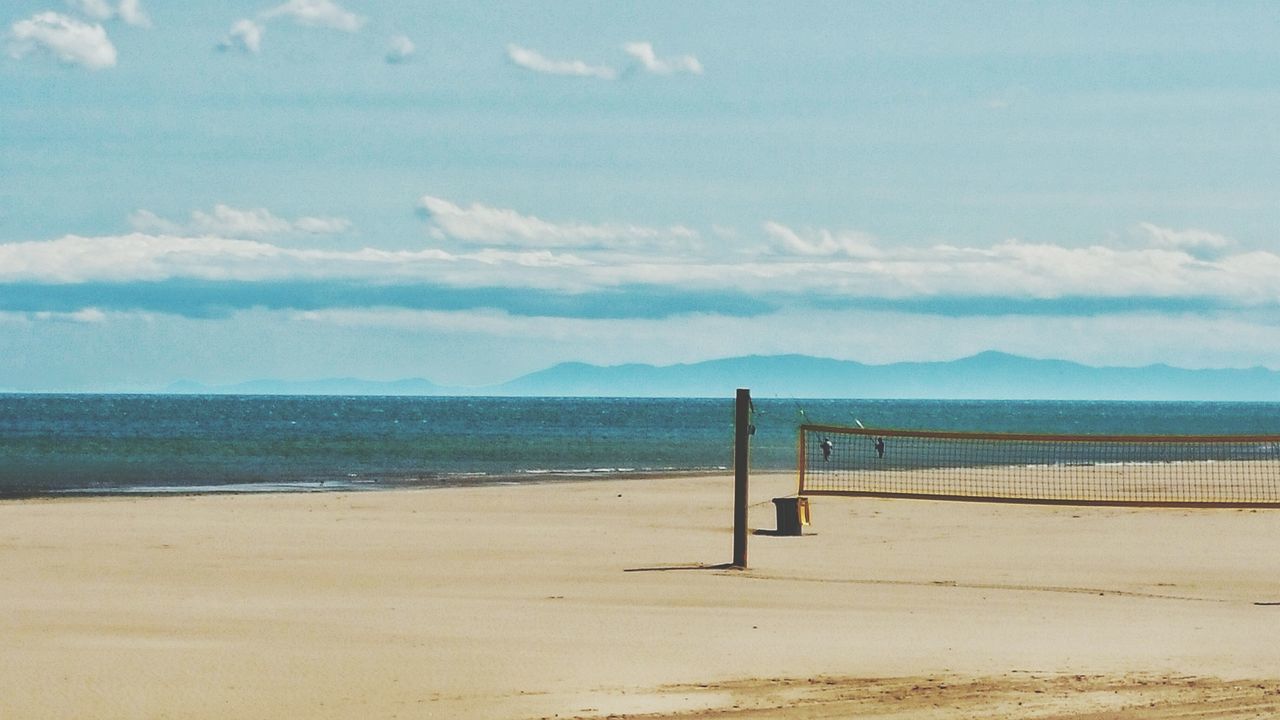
[4,0,1280,391]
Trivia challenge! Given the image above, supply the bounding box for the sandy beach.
[3,472,1280,719]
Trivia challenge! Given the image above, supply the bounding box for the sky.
[3,0,1280,392]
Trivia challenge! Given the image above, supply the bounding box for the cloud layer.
[4,198,1280,323]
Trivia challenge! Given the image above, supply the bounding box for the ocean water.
[1,395,1278,498]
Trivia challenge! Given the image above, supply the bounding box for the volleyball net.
[798,424,1280,507]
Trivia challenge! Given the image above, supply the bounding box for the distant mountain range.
[166,352,1280,400]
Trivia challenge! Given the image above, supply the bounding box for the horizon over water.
[2,395,1279,498]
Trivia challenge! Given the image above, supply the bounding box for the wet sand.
[2,472,1279,718]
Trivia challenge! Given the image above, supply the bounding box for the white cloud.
[222,1,359,54]
[763,221,880,258]
[0,234,280,283]
[130,205,352,238]
[190,205,293,236]
[417,195,698,249]
[117,0,151,28]
[750,238,1236,302]
[8,12,117,70]
[293,216,354,234]
[0,308,110,325]
[505,41,700,81]
[261,0,364,32]
[751,223,1277,303]
[506,44,616,80]
[219,19,263,54]
[126,210,183,235]
[65,0,113,21]
[64,0,151,28]
[622,41,702,75]
[40,307,108,323]
[1135,222,1234,256]
[385,33,414,64]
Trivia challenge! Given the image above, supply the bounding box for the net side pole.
[732,388,750,569]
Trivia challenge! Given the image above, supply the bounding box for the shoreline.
[3,471,1279,719]
[0,467,735,502]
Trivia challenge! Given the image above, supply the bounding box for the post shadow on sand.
[751,527,810,537]
[623,563,739,573]
[624,496,811,570]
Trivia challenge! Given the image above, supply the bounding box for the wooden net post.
[732,388,750,569]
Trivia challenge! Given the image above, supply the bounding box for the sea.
[1,395,1278,498]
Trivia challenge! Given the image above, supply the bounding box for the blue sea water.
[1,395,1277,497]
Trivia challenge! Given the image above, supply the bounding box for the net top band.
[800,423,1280,444]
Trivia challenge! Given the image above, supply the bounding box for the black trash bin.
[772,496,811,536]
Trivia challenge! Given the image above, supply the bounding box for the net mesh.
[798,424,1280,506]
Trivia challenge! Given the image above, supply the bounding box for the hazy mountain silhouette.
[166,352,1280,400]
[493,352,1279,400]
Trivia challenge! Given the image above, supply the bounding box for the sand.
[2,472,1279,719]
